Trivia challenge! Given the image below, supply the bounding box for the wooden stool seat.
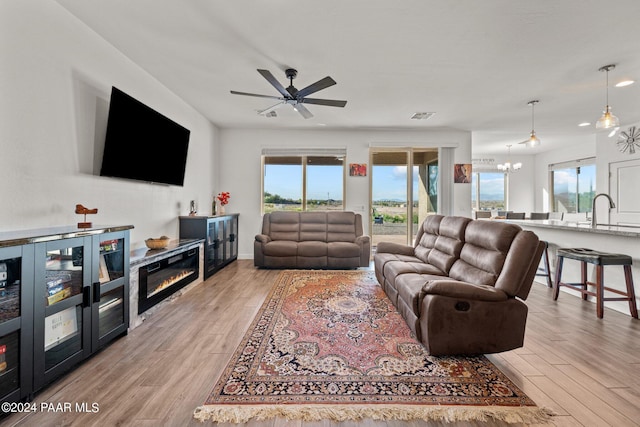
[554,248,638,319]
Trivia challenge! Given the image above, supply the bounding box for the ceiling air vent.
[411,112,436,120]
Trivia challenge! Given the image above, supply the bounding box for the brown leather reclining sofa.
[374,215,544,356]
[254,211,370,268]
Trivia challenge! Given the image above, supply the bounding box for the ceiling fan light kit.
[230,68,347,119]
[525,100,541,147]
[595,64,620,130]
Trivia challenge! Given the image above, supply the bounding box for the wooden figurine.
[76,204,98,228]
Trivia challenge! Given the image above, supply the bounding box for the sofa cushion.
[327,211,358,242]
[262,240,298,257]
[267,212,300,241]
[448,220,519,286]
[414,215,442,262]
[327,241,361,258]
[300,212,328,242]
[425,216,470,273]
[298,241,327,257]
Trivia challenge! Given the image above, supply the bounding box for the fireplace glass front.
[138,247,199,314]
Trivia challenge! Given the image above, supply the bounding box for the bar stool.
[553,248,638,319]
[535,241,552,288]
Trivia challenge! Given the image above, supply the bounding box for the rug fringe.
[193,404,554,424]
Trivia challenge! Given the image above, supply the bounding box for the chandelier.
[497,145,521,173]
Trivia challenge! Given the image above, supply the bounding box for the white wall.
[0,1,218,248]
[595,120,640,224]
[219,128,471,259]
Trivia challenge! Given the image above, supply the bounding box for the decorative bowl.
[145,236,170,249]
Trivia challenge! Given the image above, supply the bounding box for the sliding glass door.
[370,149,438,247]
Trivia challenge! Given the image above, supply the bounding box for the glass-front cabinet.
[179,214,239,279]
[92,232,129,352]
[33,237,92,391]
[0,245,34,403]
[0,225,132,404]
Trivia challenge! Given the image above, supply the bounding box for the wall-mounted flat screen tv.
[100,86,190,186]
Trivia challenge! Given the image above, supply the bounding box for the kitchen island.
[510,219,639,317]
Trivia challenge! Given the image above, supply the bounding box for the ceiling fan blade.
[296,76,336,98]
[292,103,313,119]
[230,90,284,100]
[257,101,285,116]
[257,69,290,98]
[300,98,347,108]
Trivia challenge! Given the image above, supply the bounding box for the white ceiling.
[56,0,640,155]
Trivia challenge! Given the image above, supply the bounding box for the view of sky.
[264,164,420,201]
[265,163,596,202]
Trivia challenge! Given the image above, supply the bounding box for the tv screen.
[100,87,190,186]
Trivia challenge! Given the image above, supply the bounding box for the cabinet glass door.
[93,233,128,351]
[0,244,33,402]
[228,217,238,260]
[34,237,91,390]
[0,331,20,398]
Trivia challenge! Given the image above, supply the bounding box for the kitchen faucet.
[591,193,615,227]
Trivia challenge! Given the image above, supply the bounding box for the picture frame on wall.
[349,163,367,177]
[428,163,438,210]
[454,163,472,183]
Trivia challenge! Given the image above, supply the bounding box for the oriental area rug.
[194,270,552,424]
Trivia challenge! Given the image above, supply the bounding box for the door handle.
[83,286,91,308]
[93,282,101,303]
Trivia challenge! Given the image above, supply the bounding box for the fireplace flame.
[148,270,195,298]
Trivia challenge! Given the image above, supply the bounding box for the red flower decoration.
[217,191,230,206]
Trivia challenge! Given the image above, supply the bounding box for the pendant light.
[497,145,522,173]
[595,64,620,130]
[526,100,540,147]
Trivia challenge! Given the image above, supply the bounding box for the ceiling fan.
[230,68,347,119]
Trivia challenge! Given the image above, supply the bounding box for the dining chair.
[474,211,492,219]
[548,212,564,220]
[530,212,550,220]
[505,212,525,220]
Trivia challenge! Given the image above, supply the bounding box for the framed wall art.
[349,163,367,177]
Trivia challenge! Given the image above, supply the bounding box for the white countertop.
[507,219,640,238]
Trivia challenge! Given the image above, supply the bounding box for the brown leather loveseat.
[374,215,544,356]
[254,211,370,269]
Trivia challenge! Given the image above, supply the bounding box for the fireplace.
[138,247,199,314]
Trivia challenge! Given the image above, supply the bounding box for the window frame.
[471,171,507,212]
[261,150,347,214]
[548,157,596,214]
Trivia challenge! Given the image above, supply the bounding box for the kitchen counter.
[511,219,639,317]
[507,219,640,238]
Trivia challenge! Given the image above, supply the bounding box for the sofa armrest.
[355,235,371,267]
[255,234,272,244]
[423,279,509,302]
[355,235,370,245]
[375,241,414,256]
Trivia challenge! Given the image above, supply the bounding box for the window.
[262,150,345,213]
[471,172,506,211]
[550,158,596,213]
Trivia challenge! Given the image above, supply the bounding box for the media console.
[0,224,133,404]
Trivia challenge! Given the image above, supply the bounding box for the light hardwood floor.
[3,260,640,426]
